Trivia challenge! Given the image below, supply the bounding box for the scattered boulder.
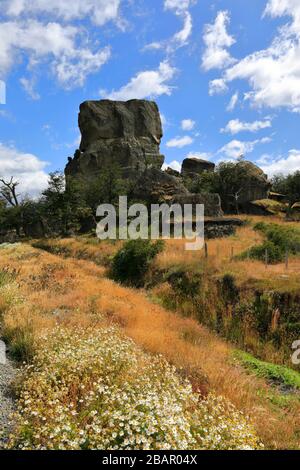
[172,193,223,217]
[236,160,271,204]
[181,158,215,178]
[132,168,189,204]
[165,167,181,178]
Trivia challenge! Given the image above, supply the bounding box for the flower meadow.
[7,326,261,450]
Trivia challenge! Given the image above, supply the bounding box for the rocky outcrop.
[181,158,215,178]
[172,193,223,217]
[133,168,189,204]
[65,99,222,217]
[165,167,181,178]
[236,161,271,204]
[66,100,165,180]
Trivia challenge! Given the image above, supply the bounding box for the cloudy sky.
[1,0,300,195]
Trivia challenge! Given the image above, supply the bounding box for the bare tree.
[0,177,20,207]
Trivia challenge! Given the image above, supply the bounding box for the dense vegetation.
[241,222,300,263]
[0,162,300,240]
[272,171,300,213]
[111,239,164,287]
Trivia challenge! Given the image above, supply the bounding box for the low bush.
[240,223,300,264]
[111,239,165,287]
[246,241,285,264]
[254,223,300,255]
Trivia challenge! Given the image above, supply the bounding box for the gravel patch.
[0,355,18,449]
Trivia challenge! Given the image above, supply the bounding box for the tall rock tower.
[65,99,165,181]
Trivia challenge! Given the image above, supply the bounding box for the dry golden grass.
[155,216,300,292]
[0,242,299,449]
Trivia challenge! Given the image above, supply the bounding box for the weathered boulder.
[132,168,189,204]
[165,167,181,178]
[66,99,165,180]
[236,160,271,204]
[172,193,223,217]
[181,158,215,178]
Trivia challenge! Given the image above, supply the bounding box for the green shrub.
[240,223,300,264]
[111,239,164,287]
[220,274,239,304]
[254,223,300,255]
[2,325,35,362]
[247,241,285,264]
[166,268,202,297]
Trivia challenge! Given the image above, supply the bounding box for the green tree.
[42,172,89,235]
[272,171,300,215]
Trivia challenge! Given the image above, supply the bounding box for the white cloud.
[0,20,111,87]
[202,11,236,71]
[20,77,40,100]
[145,0,193,52]
[163,160,182,172]
[103,61,176,101]
[186,151,212,161]
[2,0,121,26]
[218,138,270,159]
[256,153,273,165]
[209,78,228,96]
[160,113,167,128]
[227,92,239,111]
[181,119,195,131]
[164,0,192,12]
[221,118,272,135]
[166,136,194,148]
[264,0,300,29]
[214,2,300,112]
[260,149,300,176]
[172,11,193,46]
[0,143,49,197]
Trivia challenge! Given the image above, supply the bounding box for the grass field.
[0,238,300,449]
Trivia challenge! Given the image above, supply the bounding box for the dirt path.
[0,347,17,449]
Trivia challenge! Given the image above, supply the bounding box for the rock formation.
[65,99,223,216]
[66,100,165,180]
[236,160,271,204]
[181,157,215,178]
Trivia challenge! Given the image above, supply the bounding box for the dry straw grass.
[0,240,299,449]
[156,216,300,292]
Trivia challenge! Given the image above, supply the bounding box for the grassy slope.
[2,241,299,449]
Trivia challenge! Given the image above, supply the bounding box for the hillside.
[1,216,300,449]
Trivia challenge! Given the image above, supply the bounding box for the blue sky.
[0,0,300,196]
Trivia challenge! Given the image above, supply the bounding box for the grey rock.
[172,193,223,217]
[132,168,189,204]
[182,158,215,178]
[66,99,165,180]
[0,355,17,448]
[235,160,271,204]
[165,167,181,178]
[65,99,222,217]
